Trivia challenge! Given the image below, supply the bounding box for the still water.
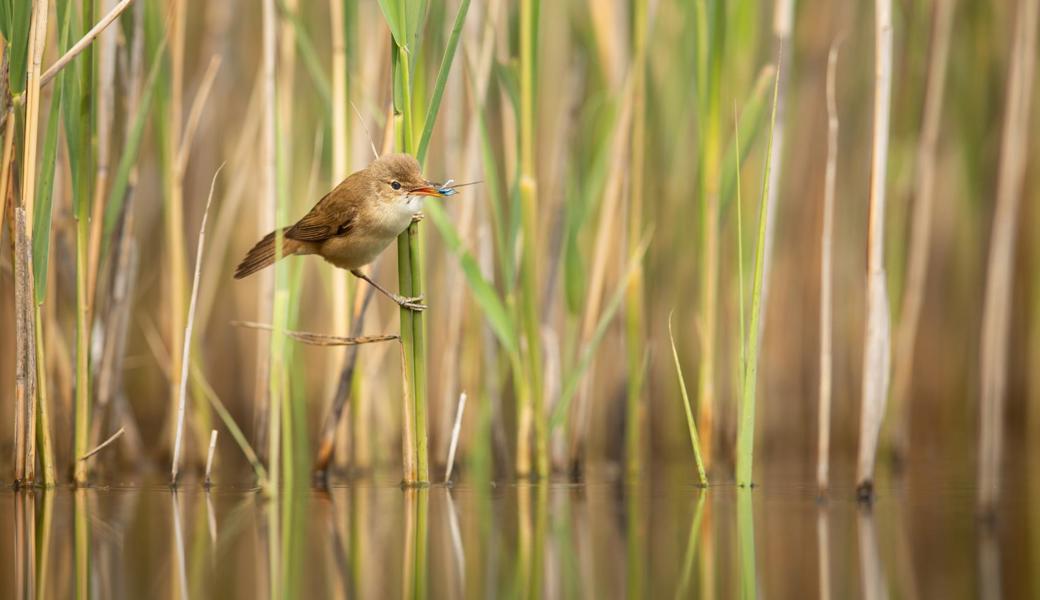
[2,460,1036,598]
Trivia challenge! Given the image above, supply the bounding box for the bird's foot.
[392,293,427,312]
[411,212,425,223]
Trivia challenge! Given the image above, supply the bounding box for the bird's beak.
[410,180,458,197]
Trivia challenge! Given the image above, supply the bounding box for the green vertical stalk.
[736,56,781,487]
[737,489,757,599]
[393,38,428,483]
[71,0,95,486]
[694,0,723,469]
[625,0,649,479]
[519,0,545,479]
[34,308,55,485]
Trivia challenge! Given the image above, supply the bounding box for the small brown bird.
[234,153,455,311]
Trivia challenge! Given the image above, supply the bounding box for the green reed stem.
[736,56,781,487]
[625,0,649,480]
[519,0,545,479]
[669,312,708,485]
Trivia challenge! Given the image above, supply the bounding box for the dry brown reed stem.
[758,0,794,335]
[890,0,955,457]
[177,55,222,174]
[257,0,277,473]
[817,42,840,493]
[232,321,398,347]
[13,209,37,483]
[569,74,634,470]
[13,0,49,485]
[978,0,1039,514]
[328,0,350,402]
[172,165,222,485]
[444,392,467,483]
[40,0,135,87]
[79,426,125,461]
[195,72,263,334]
[817,507,832,600]
[164,0,189,462]
[204,429,218,484]
[92,216,138,450]
[856,0,894,496]
[86,0,119,312]
[0,108,14,237]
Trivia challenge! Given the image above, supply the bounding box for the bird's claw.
[393,293,427,312]
[411,212,425,223]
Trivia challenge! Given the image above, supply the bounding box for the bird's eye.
[391,181,402,190]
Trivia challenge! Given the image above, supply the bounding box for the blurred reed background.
[1,0,1039,495]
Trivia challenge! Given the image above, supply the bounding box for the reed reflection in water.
[1,472,1037,598]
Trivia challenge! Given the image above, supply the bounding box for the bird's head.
[365,153,455,213]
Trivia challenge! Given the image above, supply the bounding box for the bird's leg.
[350,269,427,311]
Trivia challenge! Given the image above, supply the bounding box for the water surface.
[2,460,1036,598]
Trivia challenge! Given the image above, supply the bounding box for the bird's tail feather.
[233,229,297,279]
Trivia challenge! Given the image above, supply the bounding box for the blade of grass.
[415,0,470,164]
[818,42,840,493]
[735,52,781,487]
[669,312,708,485]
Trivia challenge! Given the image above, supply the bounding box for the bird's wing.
[284,191,356,242]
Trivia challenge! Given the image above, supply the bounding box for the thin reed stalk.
[71,0,96,486]
[818,43,840,493]
[890,0,955,459]
[171,166,222,484]
[328,0,352,403]
[39,0,134,87]
[978,0,1039,514]
[624,0,649,480]
[162,0,190,467]
[735,55,781,487]
[444,391,466,483]
[518,0,545,479]
[260,0,279,487]
[856,0,895,497]
[757,0,794,335]
[13,208,37,484]
[694,0,723,468]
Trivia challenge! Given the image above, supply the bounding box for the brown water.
[2,460,1037,599]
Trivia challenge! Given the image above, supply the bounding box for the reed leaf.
[669,312,708,485]
[100,36,166,260]
[416,0,470,164]
[551,236,650,430]
[735,55,781,487]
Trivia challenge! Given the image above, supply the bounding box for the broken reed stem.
[444,392,467,484]
[40,0,136,87]
[818,42,840,493]
[758,0,794,334]
[313,286,374,478]
[191,363,269,486]
[232,321,398,346]
[890,0,955,458]
[79,426,125,461]
[171,165,222,485]
[978,0,1039,514]
[13,209,37,484]
[205,430,218,485]
[856,0,894,495]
